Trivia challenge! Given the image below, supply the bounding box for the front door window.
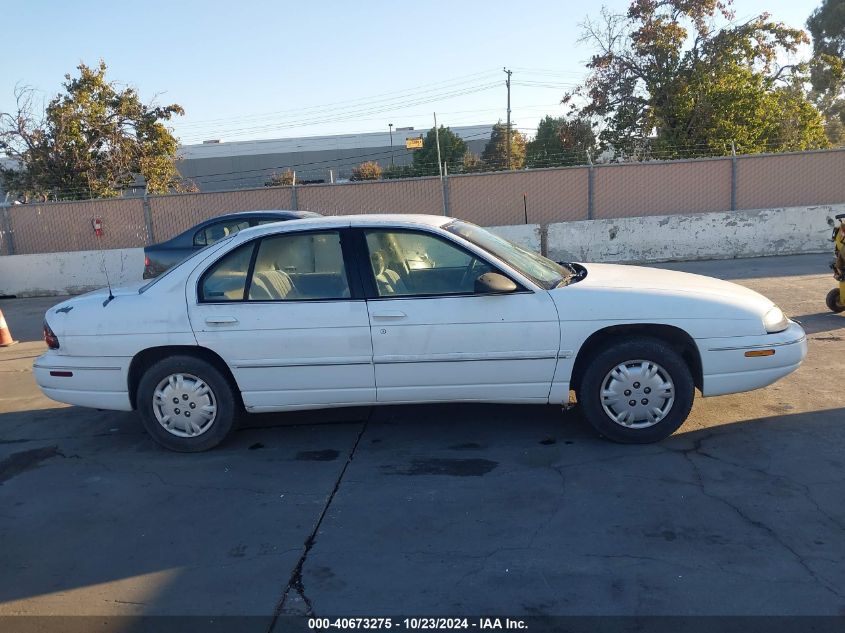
[364,230,495,297]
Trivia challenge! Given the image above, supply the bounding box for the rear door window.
[248,231,350,301]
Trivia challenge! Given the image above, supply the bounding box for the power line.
[173,69,505,129]
[175,83,502,142]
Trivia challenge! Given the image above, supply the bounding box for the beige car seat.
[371,251,409,295]
[248,239,299,300]
[250,269,296,300]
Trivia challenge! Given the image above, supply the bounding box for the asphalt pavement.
[0,254,843,629]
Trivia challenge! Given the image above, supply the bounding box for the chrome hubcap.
[152,373,217,438]
[601,359,675,429]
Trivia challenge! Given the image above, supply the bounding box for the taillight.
[144,255,151,268]
[43,320,60,349]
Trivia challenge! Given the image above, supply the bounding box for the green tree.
[351,161,382,181]
[566,0,829,158]
[807,0,845,144]
[412,126,467,175]
[526,116,596,167]
[264,169,295,187]
[382,164,416,179]
[460,150,485,173]
[0,61,189,200]
[481,121,526,170]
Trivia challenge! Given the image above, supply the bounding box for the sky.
[0,0,818,147]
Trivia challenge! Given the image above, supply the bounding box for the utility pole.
[434,112,443,179]
[503,67,512,170]
[388,123,395,168]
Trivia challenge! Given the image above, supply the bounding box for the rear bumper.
[33,352,132,411]
[699,321,807,397]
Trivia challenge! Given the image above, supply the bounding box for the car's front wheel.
[578,337,694,443]
[137,355,238,452]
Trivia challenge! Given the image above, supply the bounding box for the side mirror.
[475,272,518,294]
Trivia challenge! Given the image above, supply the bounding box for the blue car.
[143,209,320,278]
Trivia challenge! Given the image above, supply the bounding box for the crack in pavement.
[267,417,370,629]
[673,436,845,602]
[684,441,845,535]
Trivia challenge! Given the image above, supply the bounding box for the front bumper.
[699,320,807,397]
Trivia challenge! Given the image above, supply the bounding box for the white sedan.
[35,214,807,451]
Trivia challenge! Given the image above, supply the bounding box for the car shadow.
[791,311,845,335]
[1,402,844,619]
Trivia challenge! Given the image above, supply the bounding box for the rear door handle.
[205,316,239,325]
[371,311,406,319]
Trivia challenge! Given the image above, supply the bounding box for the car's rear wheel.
[826,288,845,313]
[578,337,694,443]
[137,355,237,452]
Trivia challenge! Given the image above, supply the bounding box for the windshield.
[139,234,237,293]
[445,220,568,289]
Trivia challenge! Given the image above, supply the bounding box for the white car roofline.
[232,213,453,240]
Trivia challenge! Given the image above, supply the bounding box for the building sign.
[405,137,424,150]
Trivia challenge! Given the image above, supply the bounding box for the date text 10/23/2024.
[308,618,528,630]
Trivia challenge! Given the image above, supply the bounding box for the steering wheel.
[459,259,484,291]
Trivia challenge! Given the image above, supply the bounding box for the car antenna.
[91,217,115,306]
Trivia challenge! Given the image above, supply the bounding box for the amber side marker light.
[745,349,775,357]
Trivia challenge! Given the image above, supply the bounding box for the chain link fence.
[298,177,442,216]
[148,187,294,243]
[2,148,843,255]
[4,198,147,255]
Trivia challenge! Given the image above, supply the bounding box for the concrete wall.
[0,248,144,297]
[0,205,838,297]
[0,227,542,297]
[488,224,542,252]
[546,204,842,264]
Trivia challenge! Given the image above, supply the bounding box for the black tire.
[826,288,845,313]
[578,337,695,444]
[137,355,239,452]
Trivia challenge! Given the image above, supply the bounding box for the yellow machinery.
[827,213,845,313]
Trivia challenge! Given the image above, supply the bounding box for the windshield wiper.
[554,262,582,288]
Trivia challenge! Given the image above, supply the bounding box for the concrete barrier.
[487,224,542,252]
[546,205,843,263]
[0,248,144,297]
[0,205,840,296]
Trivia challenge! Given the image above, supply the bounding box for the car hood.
[577,263,773,308]
[550,263,776,334]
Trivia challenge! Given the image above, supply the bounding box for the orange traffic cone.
[0,309,18,347]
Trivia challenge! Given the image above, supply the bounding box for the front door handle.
[371,311,406,319]
[205,316,239,325]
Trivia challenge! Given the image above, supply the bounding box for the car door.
[186,228,375,412]
[358,227,560,404]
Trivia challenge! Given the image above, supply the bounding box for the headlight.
[763,306,788,333]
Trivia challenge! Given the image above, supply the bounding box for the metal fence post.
[142,194,155,245]
[1,204,15,255]
[586,152,595,220]
[291,172,299,210]
[730,142,737,211]
[442,163,450,216]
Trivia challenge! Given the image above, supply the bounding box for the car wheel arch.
[128,345,244,411]
[570,324,702,396]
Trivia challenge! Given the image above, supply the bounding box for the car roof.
[235,213,453,239]
[202,209,314,220]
